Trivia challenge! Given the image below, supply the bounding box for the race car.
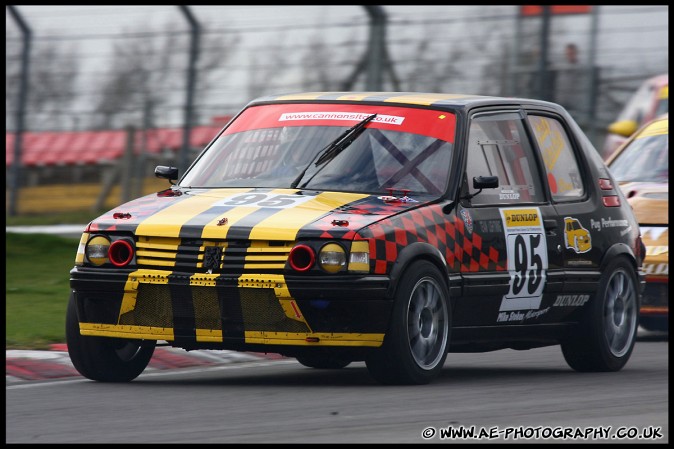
[67,91,646,385]
[606,115,668,332]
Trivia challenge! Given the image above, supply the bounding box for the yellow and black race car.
[606,115,668,332]
[67,92,646,385]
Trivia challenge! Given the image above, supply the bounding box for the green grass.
[6,233,81,349]
[6,210,105,227]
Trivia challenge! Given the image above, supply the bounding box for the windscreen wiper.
[290,113,378,189]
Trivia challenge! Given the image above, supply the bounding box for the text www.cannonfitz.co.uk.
[420,425,664,441]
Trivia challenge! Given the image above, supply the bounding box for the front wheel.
[66,292,156,382]
[366,260,450,385]
[561,256,639,372]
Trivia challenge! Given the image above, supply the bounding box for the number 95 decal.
[499,207,548,312]
[213,192,316,209]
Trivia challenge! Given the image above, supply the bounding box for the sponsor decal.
[279,112,405,125]
[460,208,473,236]
[498,207,548,311]
[564,217,592,254]
[590,217,629,232]
[497,307,550,322]
[552,294,590,307]
[478,219,504,234]
[567,259,593,266]
[499,189,521,200]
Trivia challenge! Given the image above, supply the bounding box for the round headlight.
[85,235,111,266]
[318,243,346,273]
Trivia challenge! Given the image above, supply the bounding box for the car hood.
[87,187,437,240]
[619,181,669,226]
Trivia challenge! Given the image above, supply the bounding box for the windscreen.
[180,103,456,196]
[609,120,668,183]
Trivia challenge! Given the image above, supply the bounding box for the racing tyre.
[366,260,450,385]
[296,351,352,369]
[561,256,639,372]
[66,292,156,382]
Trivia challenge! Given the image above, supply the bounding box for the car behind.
[602,73,668,160]
[606,115,668,332]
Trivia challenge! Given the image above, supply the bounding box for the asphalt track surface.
[6,334,668,444]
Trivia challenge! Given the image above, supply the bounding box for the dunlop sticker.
[499,207,548,311]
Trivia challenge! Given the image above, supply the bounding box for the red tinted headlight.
[108,239,134,267]
[289,244,315,272]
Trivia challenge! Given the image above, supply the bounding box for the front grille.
[136,236,291,274]
[240,288,308,332]
[119,283,309,333]
[119,284,174,327]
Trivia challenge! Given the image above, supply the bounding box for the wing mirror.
[155,166,179,185]
[461,175,499,201]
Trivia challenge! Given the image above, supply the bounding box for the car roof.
[246,91,562,112]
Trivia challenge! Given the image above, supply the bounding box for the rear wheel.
[561,256,639,372]
[66,292,155,382]
[366,260,450,385]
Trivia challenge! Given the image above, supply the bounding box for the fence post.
[7,6,32,217]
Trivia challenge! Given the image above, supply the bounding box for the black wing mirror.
[155,166,179,185]
[461,175,499,200]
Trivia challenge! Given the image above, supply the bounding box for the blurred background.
[5,5,669,219]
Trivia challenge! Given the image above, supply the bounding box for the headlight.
[83,235,135,267]
[289,244,315,272]
[108,239,134,267]
[319,243,346,273]
[348,240,370,273]
[85,235,111,266]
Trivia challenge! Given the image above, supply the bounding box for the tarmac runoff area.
[6,345,284,384]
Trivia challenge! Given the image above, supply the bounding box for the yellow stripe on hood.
[248,190,368,241]
[134,188,251,238]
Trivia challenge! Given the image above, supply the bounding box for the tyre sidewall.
[66,292,155,382]
[564,256,639,372]
[375,260,451,384]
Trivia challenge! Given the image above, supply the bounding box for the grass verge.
[6,232,80,349]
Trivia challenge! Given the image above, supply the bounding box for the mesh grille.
[119,284,308,333]
[119,284,173,328]
[240,288,308,332]
[193,286,222,330]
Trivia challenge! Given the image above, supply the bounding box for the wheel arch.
[599,242,638,272]
[386,242,454,302]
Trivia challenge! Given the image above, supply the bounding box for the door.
[452,110,564,328]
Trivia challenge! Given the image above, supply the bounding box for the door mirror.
[155,166,179,183]
[607,120,638,138]
[473,175,499,190]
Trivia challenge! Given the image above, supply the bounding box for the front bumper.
[640,277,668,317]
[70,267,392,349]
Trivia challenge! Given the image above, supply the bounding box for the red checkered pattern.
[301,197,418,240]
[356,204,507,274]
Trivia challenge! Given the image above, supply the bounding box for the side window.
[527,115,584,201]
[465,112,545,206]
